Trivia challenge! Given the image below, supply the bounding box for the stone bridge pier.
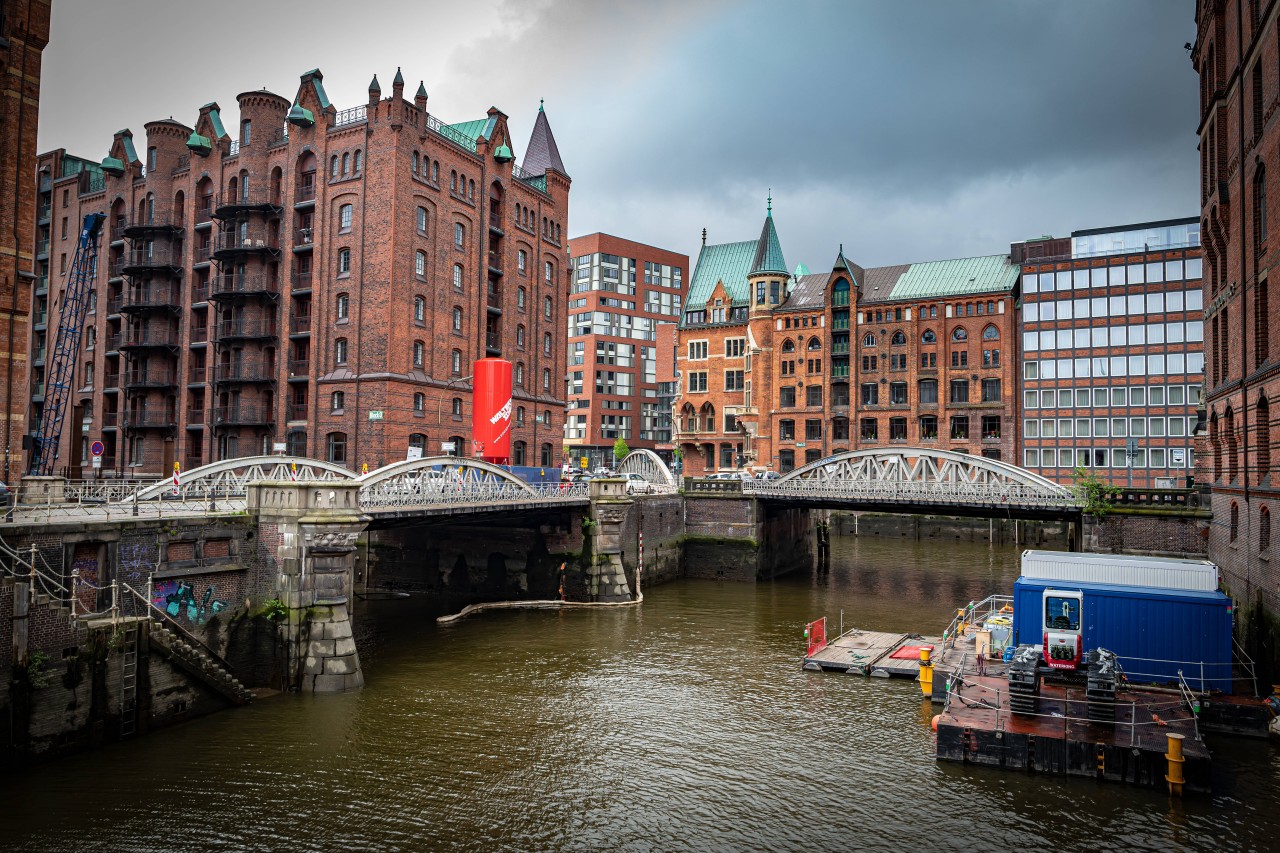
[247,482,369,692]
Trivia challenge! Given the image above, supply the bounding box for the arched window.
[544,332,553,355]
[431,161,439,182]
[413,340,425,367]
[335,338,348,365]
[415,250,426,277]
[781,339,795,353]
[862,332,876,347]
[410,433,426,452]
[451,349,462,374]
[337,248,351,274]
[452,307,463,332]
[516,324,526,348]
[327,432,347,463]
[451,399,463,418]
[336,293,349,319]
[412,151,420,173]
[450,170,458,192]
[1230,501,1240,541]
[952,327,968,342]
[891,330,906,345]
[414,393,425,413]
[1211,412,1222,479]
[544,296,553,319]
[982,324,999,341]
[1256,165,1267,262]
[455,223,465,247]
[468,178,474,199]
[1227,406,1239,482]
[807,338,822,351]
[517,287,526,310]
[543,368,551,390]
[1258,394,1271,484]
[513,440,527,466]
[330,156,339,179]
[341,152,350,175]
[453,263,464,289]
[922,329,936,344]
[545,260,554,283]
[518,249,527,274]
[331,390,345,411]
[353,150,362,172]
[414,295,425,322]
[515,363,525,386]
[1263,506,1272,550]
[416,206,428,234]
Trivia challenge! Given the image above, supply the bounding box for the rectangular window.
[949,380,969,403]
[889,417,907,441]
[890,382,907,404]
[860,418,878,440]
[780,386,796,407]
[861,383,879,405]
[724,370,745,392]
[981,379,1001,402]
[806,384,823,406]
[687,372,707,392]
[805,419,822,440]
[687,340,708,360]
[949,416,969,439]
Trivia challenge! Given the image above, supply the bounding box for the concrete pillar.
[587,479,635,603]
[248,481,369,692]
[20,475,67,504]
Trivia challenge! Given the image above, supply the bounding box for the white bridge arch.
[746,448,1078,510]
[615,449,677,490]
[129,455,354,501]
[358,456,587,510]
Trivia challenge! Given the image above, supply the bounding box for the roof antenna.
[702,227,707,247]
[767,189,772,215]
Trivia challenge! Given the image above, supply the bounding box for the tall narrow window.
[241,120,251,145]
[452,307,462,332]
[1257,277,1270,366]
[336,293,349,320]
[353,150,362,172]
[453,264,464,290]
[1254,62,1264,141]
[415,251,426,277]
[455,223,464,247]
[335,338,348,365]
[414,295,425,323]
[327,432,347,464]
[340,203,353,231]
[413,340,424,367]
[1259,395,1272,484]
[417,206,428,233]
[337,248,351,274]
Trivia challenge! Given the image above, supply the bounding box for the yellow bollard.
[919,645,934,698]
[1165,732,1186,797]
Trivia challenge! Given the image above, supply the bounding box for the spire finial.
[539,98,545,113]
[702,227,707,247]
[839,242,844,255]
[767,190,772,216]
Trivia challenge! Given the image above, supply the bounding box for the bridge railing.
[360,480,589,509]
[744,479,1080,508]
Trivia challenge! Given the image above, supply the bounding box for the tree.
[613,438,630,463]
[1073,467,1121,519]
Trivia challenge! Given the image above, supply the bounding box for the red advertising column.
[471,358,513,464]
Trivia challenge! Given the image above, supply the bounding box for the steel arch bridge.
[615,449,678,492]
[744,448,1080,515]
[129,455,354,501]
[358,456,587,513]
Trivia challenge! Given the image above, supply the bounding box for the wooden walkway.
[803,629,943,677]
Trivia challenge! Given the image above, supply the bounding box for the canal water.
[2,534,1278,852]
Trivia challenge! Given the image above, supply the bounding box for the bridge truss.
[358,456,587,511]
[615,449,678,493]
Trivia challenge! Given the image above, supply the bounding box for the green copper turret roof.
[393,67,404,86]
[369,74,381,92]
[416,81,428,99]
[684,240,758,314]
[749,198,788,276]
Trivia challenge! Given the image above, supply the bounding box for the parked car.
[620,472,654,494]
[0,480,10,507]
[755,471,781,481]
[705,472,739,480]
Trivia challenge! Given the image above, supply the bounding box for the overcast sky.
[40,0,1198,271]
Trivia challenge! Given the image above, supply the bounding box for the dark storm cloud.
[38,0,1197,270]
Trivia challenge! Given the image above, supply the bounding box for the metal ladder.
[119,624,139,738]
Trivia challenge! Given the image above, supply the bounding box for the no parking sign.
[90,440,104,469]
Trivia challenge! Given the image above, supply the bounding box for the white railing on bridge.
[744,479,1078,508]
[359,480,588,510]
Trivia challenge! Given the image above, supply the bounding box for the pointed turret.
[393,67,404,88]
[521,98,567,177]
[415,81,428,111]
[369,74,381,94]
[749,193,788,276]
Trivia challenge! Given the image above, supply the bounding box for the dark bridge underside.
[752,495,1084,523]
[364,504,583,530]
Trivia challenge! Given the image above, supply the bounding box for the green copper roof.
[446,118,492,148]
[118,132,138,165]
[393,67,404,86]
[369,74,381,92]
[186,132,212,155]
[287,103,315,127]
[100,157,125,176]
[884,254,1020,301]
[749,208,788,276]
[206,106,227,140]
[685,240,758,316]
[494,143,513,162]
[794,262,810,277]
[304,70,331,109]
[416,81,428,100]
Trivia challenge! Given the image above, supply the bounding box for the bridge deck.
[804,630,945,676]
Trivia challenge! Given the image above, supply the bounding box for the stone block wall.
[1086,510,1211,559]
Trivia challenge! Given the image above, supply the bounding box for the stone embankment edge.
[436,593,643,624]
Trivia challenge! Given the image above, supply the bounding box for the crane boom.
[28,212,106,476]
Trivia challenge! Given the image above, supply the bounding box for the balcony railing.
[188,366,208,384]
[289,314,312,335]
[295,181,316,204]
[103,371,120,387]
[332,105,367,128]
[486,331,500,353]
[216,318,278,339]
[30,382,45,398]
[213,228,281,257]
[195,203,214,224]
[123,214,182,236]
[102,412,118,427]
[36,202,50,222]
[290,271,313,291]
[210,274,281,299]
[213,405,274,426]
[293,228,314,247]
[121,284,182,311]
[488,251,503,273]
[213,362,275,383]
[287,403,309,420]
[193,244,212,264]
[119,328,180,348]
[105,334,120,352]
[106,295,123,314]
[126,411,178,429]
[124,369,178,388]
[213,192,284,218]
[186,408,205,424]
[191,282,209,303]
[288,359,310,377]
[36,238,50,256]
[190,324,208,343]
[122,247,184,272]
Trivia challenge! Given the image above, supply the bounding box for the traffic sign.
[90,440,104,457]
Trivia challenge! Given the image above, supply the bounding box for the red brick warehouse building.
[1193,0,1280,671]
[565,233,686,471]
[27,68,571,477]
[673,199,1021,475]
[0,0,52,482]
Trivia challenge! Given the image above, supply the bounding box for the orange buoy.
[931,714,940,732]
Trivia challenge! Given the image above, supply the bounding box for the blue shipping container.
[1012,577,1234,692]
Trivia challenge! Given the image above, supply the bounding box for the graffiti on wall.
[152,580,228,625]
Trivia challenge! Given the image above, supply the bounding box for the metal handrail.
[120,580,236,673]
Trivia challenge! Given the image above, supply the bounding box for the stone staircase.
[147,621,253,706]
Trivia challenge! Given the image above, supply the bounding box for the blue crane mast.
[28,212,106,476]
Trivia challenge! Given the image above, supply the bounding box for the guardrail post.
[146,571,154,614]
[111,581,119,625]
[133,487,139,517]
[70,567,79,619]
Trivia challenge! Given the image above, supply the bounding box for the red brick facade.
[1,0,51,483]
[1194,0,1280,627]
[27,69,569,478]
[565,233,686,470]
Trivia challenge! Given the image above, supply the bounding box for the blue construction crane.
[28,212,106,476]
